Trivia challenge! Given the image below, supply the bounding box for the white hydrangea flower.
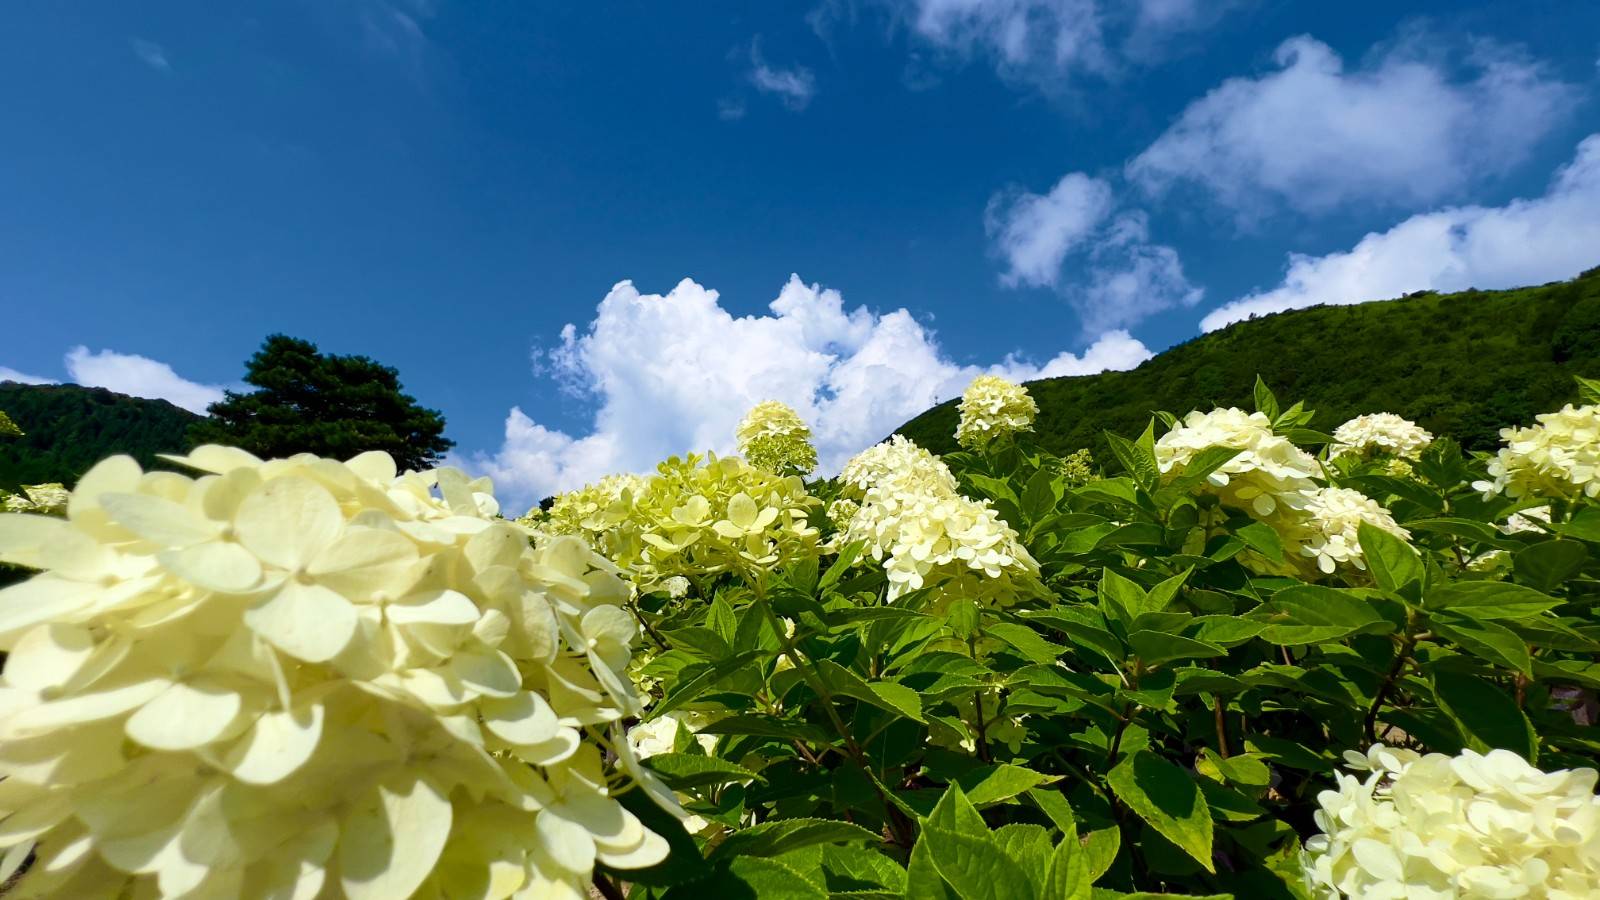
[1304,744,1600,899]
[1477,403,1600,501]
[956,375,1038,450]
[1502,505,1552,535]
[1331,413,1434,461]
[0,447,672,899]
[1290,487,1413,575]
[1155,408,1321,517]
[834,437,1040,606]
[736,401,818,477]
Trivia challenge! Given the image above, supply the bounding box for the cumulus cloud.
[748,40,817,111]
[64,347,230,414]
[1127,35,1579,218]
[986,174,1201,332]
[0,366,55,385]
[836,0,1234,90]
[1202,133,1600,331]
[470,275,1152,510]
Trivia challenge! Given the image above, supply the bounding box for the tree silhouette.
[190,335,452,471]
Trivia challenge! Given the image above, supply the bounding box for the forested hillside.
[0,383,198,488]
[898,268,1600,455]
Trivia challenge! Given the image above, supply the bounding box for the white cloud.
[1202,133,1600,331]
[0,366,55,385]
[841,0,1235,90]
[470,275,1151,510]
[748,40,817,111]
[1127,35,1579,218]
[64,347,230,414]
[986,174,1201,332]
[130,38,170,71]
[986,173,1114,289]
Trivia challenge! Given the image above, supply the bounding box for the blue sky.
[3,1,1599,509]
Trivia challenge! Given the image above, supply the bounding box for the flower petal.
[244,581,357,663]
[235,477,345,572]
[160,542,262,593]
[125,679,243,751]
[338,774,452,900]
[224,703,324,784]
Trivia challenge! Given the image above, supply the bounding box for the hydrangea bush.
[6,375,1600,899]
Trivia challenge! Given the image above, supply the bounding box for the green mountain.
[897,267,1600,456]
[0,383,199,489]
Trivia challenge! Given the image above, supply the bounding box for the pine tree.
[189,335,453,471]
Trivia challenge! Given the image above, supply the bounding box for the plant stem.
[593,875,626,900]
[1364,624,1419,745]
[629,599,672,651]
[754,583,914,846]
[1213,695,1230,758]
[973,690,992,763]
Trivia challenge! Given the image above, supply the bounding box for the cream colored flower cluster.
[736,401,818,477]
[0,409,20,437]
[1478,403,1600,501]
[956,375,1038,450]
[1289,487,1412,575]
[546,453,820,592]
[0,447,671,899]
[1331,413,1434,461]
[0,482,68,515]
[539,473,650,541]
[1156,408,1321,518]
[834,436,1040,605]
[1053,448,1096,486]
[1305,744,1600,899]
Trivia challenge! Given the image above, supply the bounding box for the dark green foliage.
[188,335,453,472]
[898,270,1600,456]
[0,383,198,489]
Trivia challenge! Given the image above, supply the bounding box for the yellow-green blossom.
[1,483,68,516]
[736,401,818,477]
[1476,403,1600,501]
[0,447,672,898]
[956,375,1037,450]
[0,410,20,438]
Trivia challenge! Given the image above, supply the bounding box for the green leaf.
[1250,584,1392,645]
[1082,826,1121,881]
[710,818,881,861]
[821,845,908,893]
[821,540,866,589]
[1552,506,1600,543]
[708,595,738,643]
[1253,375,1280,421]
[959,764,1057,807]
[1234,521,1283,563]
[1106,750,1215,873]
[696,715,832,744]
[906,835,957,900]
[1044,832,1093,900]
[814,658,928,723]
[663,857,829,900]
[1426,581,1561,620]
[987,621,1064,664]
[922,827,1038,900]
[645,753,765,790]
[1359,522,1424,598]
[1577,374,1600,405]
[1022,466,1063,524]
[1128,630,1227,667]
[652,651,767,718]
[926,782,988,836]
[1406,517,1512,545]
[1026,788,1078,837]
[1432,613,1534,679]
[1513,540,1588,594]
[868,680,926,724]
[1433,671,1537,761]
[966,473,1020,508]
